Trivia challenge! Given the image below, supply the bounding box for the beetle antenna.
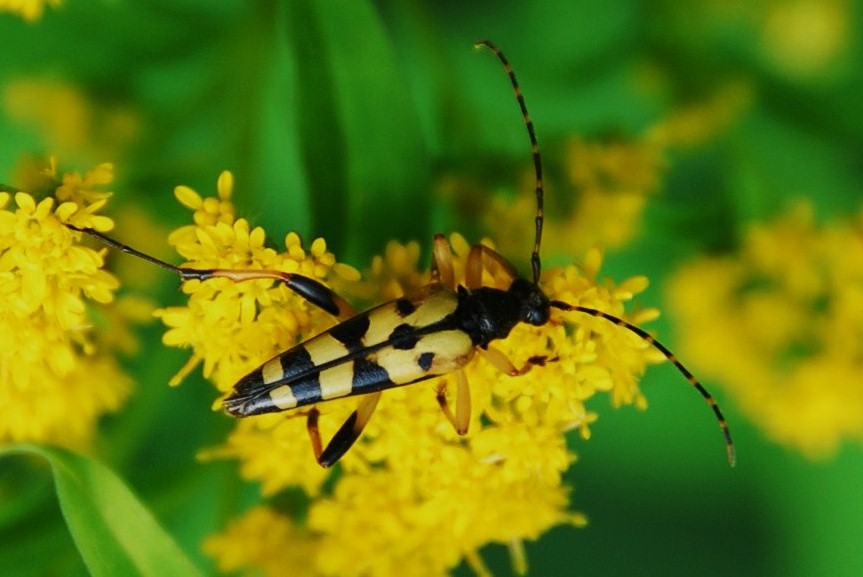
[66,223,356,316]
[66,224,183,275]
[551,300,737,467]
[475,39,544,286]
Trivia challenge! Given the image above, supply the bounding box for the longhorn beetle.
[68,40,735,468]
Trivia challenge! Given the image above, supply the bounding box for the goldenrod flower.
[203,507,319,577]
[159,175,663,575]
[667,200,863,458]
[155,171,359,394]
[0,162,131,446]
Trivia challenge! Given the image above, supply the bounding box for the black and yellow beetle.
[69,40,735,468]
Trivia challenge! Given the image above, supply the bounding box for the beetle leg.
[435,383,455,428]
[435,369,471,435]
[478,345,518,375]
[431,234,456,290]
[311,392,382,468]
[466,244,520,290]
[189,268,356,320]
[453,369,472,434]
[66,226,357,320]
[466,245,483,290]
[478,346,548,376]
[305,408,324,461]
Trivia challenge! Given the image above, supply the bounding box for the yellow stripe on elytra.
[304,334,355,399]
[363,306,406,348]
[363,288,459,346]
[419,330,474,372]
[407,289,459,328]
[269,384,299,409]
[376,330,474,385]
[319,362,355,400]
[375,346,424,385]
[306,333,352,368]
[262,357,284,384]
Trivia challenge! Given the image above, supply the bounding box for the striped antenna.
[66,224,355,318]
[475,40,544,286]
[551,300,737,466]
[65,224,183,275]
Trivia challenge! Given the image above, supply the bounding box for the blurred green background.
[1,0,862,575]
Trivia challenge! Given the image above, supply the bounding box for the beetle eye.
[526,306,549,326]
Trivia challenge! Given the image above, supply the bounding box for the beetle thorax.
[456,278,551,348]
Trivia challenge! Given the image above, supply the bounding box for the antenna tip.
[727,445,737,468]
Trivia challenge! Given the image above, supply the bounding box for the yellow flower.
[0,0,60,21]
[667,200,863,458]
[203,507,319,577]
[4,76,139,163]
[0,162,131,446]
[155,171,359,395]
[160,179,664,575]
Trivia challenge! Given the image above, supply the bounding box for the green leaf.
[282,0,430,262]
[0,444,205,577]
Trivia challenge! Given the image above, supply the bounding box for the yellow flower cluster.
[159,175,664,575]
[667,200,863,458]
[0,162,130,445]
[154,171,359,392]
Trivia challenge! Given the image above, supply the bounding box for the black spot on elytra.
[418,351,435,372]
[329,313,370,351]
[389,324,420,350]
[395,298,417,317]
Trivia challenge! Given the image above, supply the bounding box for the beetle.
[68,40,735,468]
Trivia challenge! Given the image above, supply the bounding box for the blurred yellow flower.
[159,176,666,575]
[686,0,850,81]
[4,78,138,162]
[667,200,863,458]
[485,84,750,258]
[0,0,60,21]
[761,0,849,80]
[482,136,657,259]
[0,161,131,446]
[203,507,319,577]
